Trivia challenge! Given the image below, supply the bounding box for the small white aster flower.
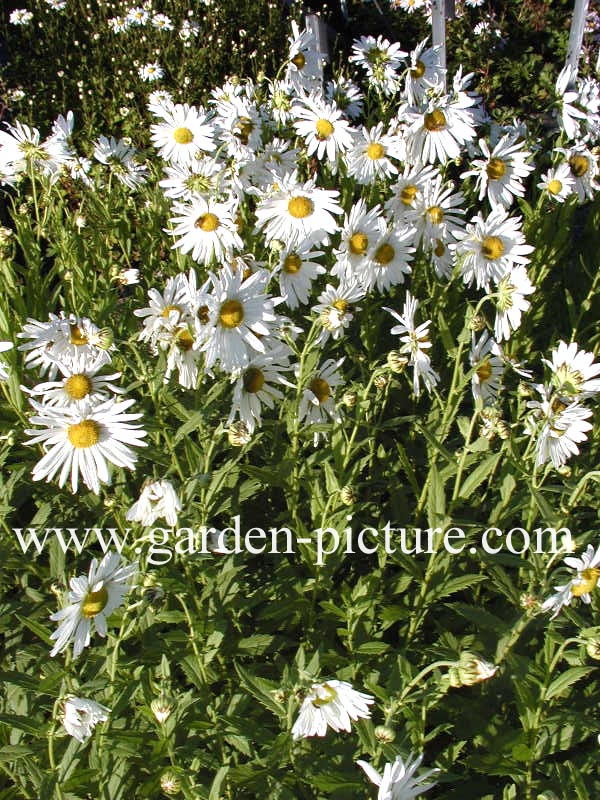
[291,679,374,739]
[126,480,182,526]
[139,62,164,82]
[9,9,34,24]
[152,13,173,30]
[385,292,439,396]
[542,543,600,618]
[63,697,110,743]
[49,552,138,657]
[470,331,503,406]
[357,752,438,800]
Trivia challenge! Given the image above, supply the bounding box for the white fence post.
[565,0,590,87]
[431,0,448,91]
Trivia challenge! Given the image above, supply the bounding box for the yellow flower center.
[572,567,600,597]
[426,205,444,224]
[64,373,93,400]
[291,52,306,69]
[288,196,313,219]
[366,142,385,160]
[81,585,109,617]
[283,253,302,274]
[67,419,100,449]
[333,298,348,313]
[374,243,395,265]
[476,360,492,382]
[547,179,562,195]
[481,236,504,260]
[195,213,220,232]
[311,683,337,707]
[349,232,369,256]
[569,154,589,177]
[486,158,507,180]
[315,118,334,139]
[400,184,418,205]
[434,238,445,257]
[162,304,183,319]
[310,377,330,404]
[243,366,265,393]
[236,116,254,145]
[410,59,426,79]
[219,299,244,329]
[173,127,194,145]
[69,324,89,346]
[176,328,194,351]
[424,109,447,131]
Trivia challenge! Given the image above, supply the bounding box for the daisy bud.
[93,327,114,350]
[387,350,408,374]
[228,421,251,446]
[468,312,486,332]
[0,226,12,244]
[340,485,356,505]
[448,652,498,688]
[519,593,539,612]
[537,793,560,800]
[342,390,357,408]
[557,464,572,478]
[160,770,181,796]
[151,691,174,723]
[496,420,510,440]
[272,689,286,703]
[374,724,395,743]
[374,374,388,390]
[270,239,285,253]
[518,382,533,398]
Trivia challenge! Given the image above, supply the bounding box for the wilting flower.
[126,480,182,526]
[357,752,438,799]
[447,652,498,687]
[62,696,109,743]
[291,680,374,739]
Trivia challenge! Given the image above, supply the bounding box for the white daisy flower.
[537,162,575,203]
[410,175,465,251]
[493,264,535,342]
[292,94,354,165]
[546,340,600,399]
[126,480,182,526]
[49,552,138,657]
[325,77,364,120]
[159,158,229,202]
[254,174,342,248]
[267,79,295,126]
[179,19,199,41]
[525,384,593,470]
[63,697,110,743]
[402,91,477,165]
[385,163,440,222]
[0,120,72,178]
[163,324,202,389]
[93,136,148,189]
[404,38,443,105]
[359,221,415,293]
[108,15,130,33]
[227,346,295,432]
[126,6,150,25]
[24,360,122,407]
[345,123,401,185]
[396,0,427,14]
[385,292,439,396]
[285,21,323,93]
[18,313,113,379]
[201,266,276,373]
[25,397,147,494]
[555,145,600,203]
[313,281,365,344]
[134,272,197,349]
[168,196,242,265]
[152,13,173,30]
[542,543,600,618]
[357,752,438,800]
[291,680,374,739]
[150,103,215,165]
[554,65,588,141]
[470,331,503,406]
[350,36,408,96]
[461,134,534,208]
[139,62,164,82]
[276,243,326,309]
[0,341,13,381]
[10,9,34,24]
[455,206,534,292]
[333,199,385,283]
[298,358,345,440]
[241,139,300,195]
